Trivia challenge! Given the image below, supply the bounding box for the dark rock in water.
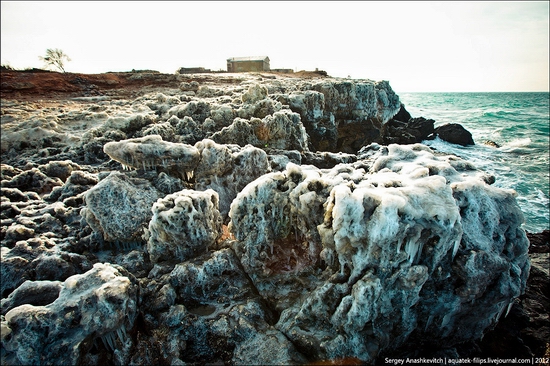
[408,117,436,140]
[392,103,412,122]
[435,123,475,146]
[483,140,501,148]
[381,103,435,145]
[381,116,435,145]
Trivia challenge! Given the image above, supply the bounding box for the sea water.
[398,92,549,233]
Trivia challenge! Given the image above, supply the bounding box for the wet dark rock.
[483,140,501,148]
[381,116,435,144]
[435,123,475,146]
[526,230,549,253]
[392,103,412,122]
[302,150,357,169]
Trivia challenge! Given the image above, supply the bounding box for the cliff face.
[0,71,536,365]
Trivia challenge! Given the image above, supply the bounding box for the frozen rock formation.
[146,189,222,263]
[194,139,271,218]
[1,280,63,315]
[103,135,200,180]
[228,143,529,362]
[2,263,138,366]
[81,171,160,244]
[211,110,309,152]
[275,79,401,152]
[1,72,537,365]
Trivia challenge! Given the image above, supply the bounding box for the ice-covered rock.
[211,109,309,152]
[2,263,138,366]
[241,83,268,104]
[276,79,401,152]
[81,171,161,244]
[194,139,271,218]
[1,72,538,364]
[146,189,222,263]
[103,135,200,180]
[1,280,63,315]
[228,143,530,362]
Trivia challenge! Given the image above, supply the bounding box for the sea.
[397,92,549,234]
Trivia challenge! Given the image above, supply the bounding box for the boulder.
[2,263,139,366]
[194,139,271,218]
[81,171,160,244]
[211,110,309,152]
[103,135,200,180]
[381,117,435,145]
[392,103,412,122]
[146,189,222,263]
[228,143,529,362]
[1,280,63,315]
[435,123,475,146]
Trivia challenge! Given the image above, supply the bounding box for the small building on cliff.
[227,56,270,72]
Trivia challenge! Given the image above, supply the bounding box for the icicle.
[495,303,506,323]
[396,237,403,254]
[100,335,110,350]
[425,315,434,331]
[186,170,193,181]
[505,301,513,318]
[441,313,451,328]
[116,327,124,343]
[101,331,116,351]
[452,238,460,259]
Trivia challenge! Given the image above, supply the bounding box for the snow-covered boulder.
[2,263,138,365]
[146,189,222,263]
[228,143,530,362]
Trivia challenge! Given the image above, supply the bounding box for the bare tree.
[39,48,71,73]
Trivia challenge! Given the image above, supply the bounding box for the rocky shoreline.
[1,70,548,365]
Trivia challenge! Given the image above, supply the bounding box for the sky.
[1,1,549,92]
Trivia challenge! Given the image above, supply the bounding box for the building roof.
[227,56,269,62]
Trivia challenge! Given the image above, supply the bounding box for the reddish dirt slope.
[0,69,181,100]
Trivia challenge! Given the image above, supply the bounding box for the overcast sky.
[1,1,548,92]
